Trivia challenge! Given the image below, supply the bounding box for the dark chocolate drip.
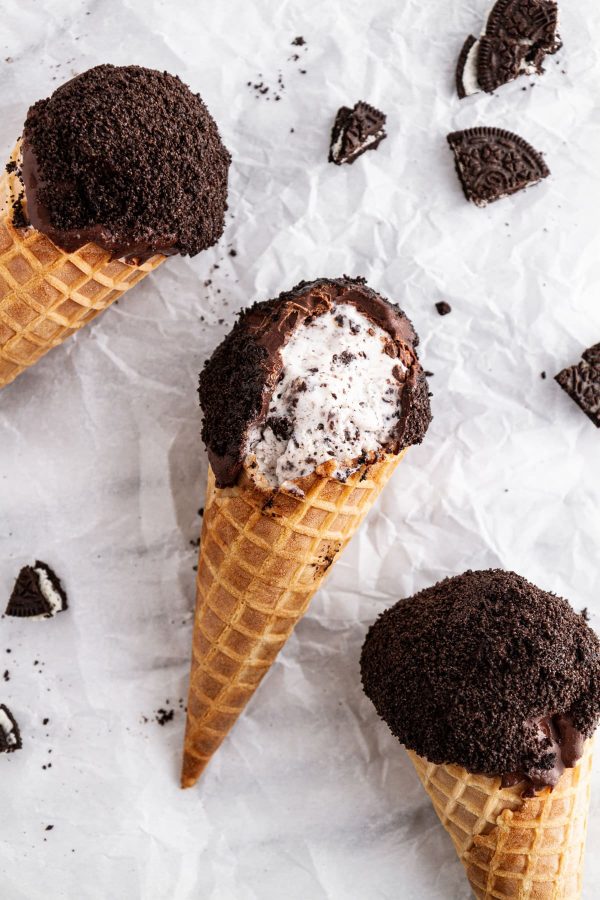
[21,140,178,263]
[199,277,432,487]
[500,714,586,796]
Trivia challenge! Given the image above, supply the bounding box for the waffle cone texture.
[407,740,593,899]
[182,451,405,787]
[0,147,165,390]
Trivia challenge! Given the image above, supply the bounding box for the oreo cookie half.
[5,561,68,619]
[0,705,22,753]
[485,0,560,48]
[555,344,600,428]
[477,34,529,93]
[456,35,480,99]
[456,0,561,98]
[329,101,387,165]
[447,127,550,207]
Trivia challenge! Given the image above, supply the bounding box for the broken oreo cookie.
[6,561,68,619]
[447,127,549,207]
[329,101,387,165]
[0,704,22,753]
[555,344,600,428]
[456,0,561,98]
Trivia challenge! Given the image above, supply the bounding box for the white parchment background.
[1,0,599,897]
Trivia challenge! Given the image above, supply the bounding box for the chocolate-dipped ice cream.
[361,569,600,793]
[20,64,231,261]
[199,277,432,489]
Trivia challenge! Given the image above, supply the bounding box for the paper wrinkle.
[0,0,599,898]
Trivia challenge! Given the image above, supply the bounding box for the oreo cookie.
[456,0,561,98]
[555,344,600,428]
[0,704,22,753]
[485,0,560,48]
[477,34,528,94]
[329,101,387,165]
[6,561,68,619]
[456,35,479,99]
[447,127,550,207]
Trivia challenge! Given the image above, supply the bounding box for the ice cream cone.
[0,146,165,390]
[182,451,406,788]
[407,739,593,899]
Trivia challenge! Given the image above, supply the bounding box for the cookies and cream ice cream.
[199,277,432,490]
[17,64,231,261]
[361,569,600,793]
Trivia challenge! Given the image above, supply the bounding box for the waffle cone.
[407,740,593,899]
[182,451,406,787]
[0,146,165,390]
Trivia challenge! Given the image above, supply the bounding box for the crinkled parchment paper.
[1,0,599,897]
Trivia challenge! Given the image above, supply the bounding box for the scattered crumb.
[541,371,547,379]
[155,708,174,726]
[435,301,452,316]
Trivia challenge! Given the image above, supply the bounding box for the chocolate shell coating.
[199,277,432,487]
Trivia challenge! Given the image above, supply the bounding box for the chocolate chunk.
[555,344,600,428]
[447,127,550,207]
[435,301,452,316]
[0,704,22,753]
[6,561,68,619]
[361,570,600,781]
[329,102,387,166]
[456,35,478,99]
[264,416,294,442]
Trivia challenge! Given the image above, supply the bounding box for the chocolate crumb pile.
[361,569,600,779]
[23,65,231,259]
[199,277,432,487]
